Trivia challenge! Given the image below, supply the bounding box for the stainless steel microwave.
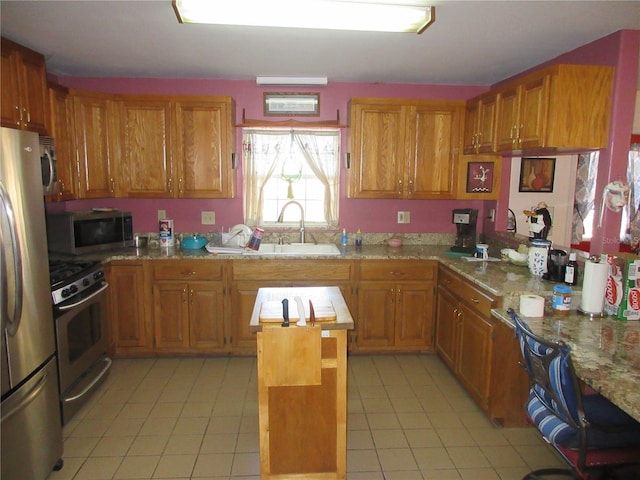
[46,210,134,254]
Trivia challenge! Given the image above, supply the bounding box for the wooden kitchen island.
[249,286,354,480]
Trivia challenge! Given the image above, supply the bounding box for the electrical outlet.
[489,208,495,222]
[157,210,166,221]
[397,211,411,224]
[201,211,216,225]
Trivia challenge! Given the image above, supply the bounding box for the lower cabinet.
[152,260,227,353]
[106,260,152,355]
[230,260,355,354]
[436,264,497,411]
[356,260,436,351]
[435,264,527,426]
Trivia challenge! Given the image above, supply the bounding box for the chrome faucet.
[277,200,305,244]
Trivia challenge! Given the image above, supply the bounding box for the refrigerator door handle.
[0,371,48,422]
[0,181,23,336]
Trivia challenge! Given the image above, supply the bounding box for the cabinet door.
[407,104,459,198]
[73,93,116,198]
[189,282,226,351]
[348,102,405,198]
[477,94,497,153]
[357,281,396,348]
[17,47,49,134]
[119,99,173,197]
[108,263,149,351]
[394,282,434,348]
[435,286,459,370]
[1,44,21,128]
[48,85,77,201]
[463,98,480,154]
[457,304,494,409]
[153,282,190,349]
[494,85,520,152]
[229,281,264,352]
[518,74,549,150]
[174,99,235,198]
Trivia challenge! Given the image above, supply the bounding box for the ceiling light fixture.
[173,0,435,34]
[256,76,328,86]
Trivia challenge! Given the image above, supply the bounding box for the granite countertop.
[92,242,639,420]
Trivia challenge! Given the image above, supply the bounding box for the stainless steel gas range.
[49,259,112,424]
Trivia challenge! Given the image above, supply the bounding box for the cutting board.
[259,298,337,323]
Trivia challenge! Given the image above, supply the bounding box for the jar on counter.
[552,284,572,315]
[528,239,551,276]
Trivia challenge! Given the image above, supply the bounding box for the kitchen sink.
[243,243,342,256]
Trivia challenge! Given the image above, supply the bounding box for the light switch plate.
[157,210,166,221]
[201,211,216,225]
[397,211,411,224]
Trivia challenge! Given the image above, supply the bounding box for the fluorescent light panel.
[256,76,328,86]
[174,0,435,34]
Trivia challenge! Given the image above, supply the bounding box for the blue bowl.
[181,235,208,250]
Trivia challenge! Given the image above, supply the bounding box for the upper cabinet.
[68,92,236,199]
[48,84,77,201]
[1,38,49,134]
[466,64,614,156]
[348,98,463,199]
[463,92,497,154]
[173,97,236,198]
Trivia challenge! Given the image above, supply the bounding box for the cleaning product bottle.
[355,229,363,249]
[564,252,579,286]
[341,228,348,246]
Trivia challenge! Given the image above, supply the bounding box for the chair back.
[508,309,585,430]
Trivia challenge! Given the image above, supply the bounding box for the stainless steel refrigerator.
[1,127,63,479]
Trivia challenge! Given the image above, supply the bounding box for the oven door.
[54,281,111,423]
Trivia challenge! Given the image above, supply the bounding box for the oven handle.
[57,281,109,311]
[62,357,112,403]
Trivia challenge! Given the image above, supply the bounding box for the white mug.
[476,243,489,259]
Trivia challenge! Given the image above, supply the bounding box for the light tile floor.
[48,354,565,480]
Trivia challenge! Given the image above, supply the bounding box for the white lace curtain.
[572,152,599,244]
[242,128,340,227]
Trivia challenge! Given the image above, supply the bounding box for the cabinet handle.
[408,180,414,195]
[15,106,21,126]
[397,179,403,196]
[181,271,197,276]
[470,298,480,304]
[167,178,173,193]
[389,271,404,276]
[22,108,28,127]
[453,308,458,314]
[58,180,65,196]
[109,178,115,193]
[182,288,187,303]
[190,288,194,303]
[178,178,183,193]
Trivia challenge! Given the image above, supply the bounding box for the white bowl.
[508,250,528,266]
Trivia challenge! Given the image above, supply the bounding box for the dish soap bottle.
[341,228,348,247]
[564,252,578,286]
[355,229,363,249]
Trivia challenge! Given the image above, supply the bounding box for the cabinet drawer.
[153,260,223,281]
[232,260,353,282]
[438,266,462,292]
[459,281,496,317]
[359,260,435,281]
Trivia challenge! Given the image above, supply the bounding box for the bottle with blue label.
[341,228,348,246]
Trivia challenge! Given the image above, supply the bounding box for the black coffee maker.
[544,249,568,281]
[450,208,478,254]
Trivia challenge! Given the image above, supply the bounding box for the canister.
[528,239,551,276]
[246,227,264,251]
[552,284,572,314]
[159,219,174,247]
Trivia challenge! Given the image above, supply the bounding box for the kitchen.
[1,1,640,479]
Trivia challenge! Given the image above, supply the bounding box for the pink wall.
[56,76,488,234]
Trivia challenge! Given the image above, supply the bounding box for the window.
[242,128,340,228]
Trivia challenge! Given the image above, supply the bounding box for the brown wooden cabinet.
[230,260,355,354]
[116,97,173,197]
[1,37,49,134]
[493,64,614,154]
[348,98,463,199]
[47,84,77,201]
[72,91,118,198]
[356,260,435,351]
[435,264,498,410]
[152,260,227,353]
[173,97,236,198]
[463,92,497,154]
[106,261,152,355]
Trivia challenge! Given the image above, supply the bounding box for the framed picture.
[519,157,556,192]
[466,161,495,193]
[264,92,320,116]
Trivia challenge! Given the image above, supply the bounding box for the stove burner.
[49,260,104,306]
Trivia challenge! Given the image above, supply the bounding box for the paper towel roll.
[580,260,608,314]
[520,294,545,317]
